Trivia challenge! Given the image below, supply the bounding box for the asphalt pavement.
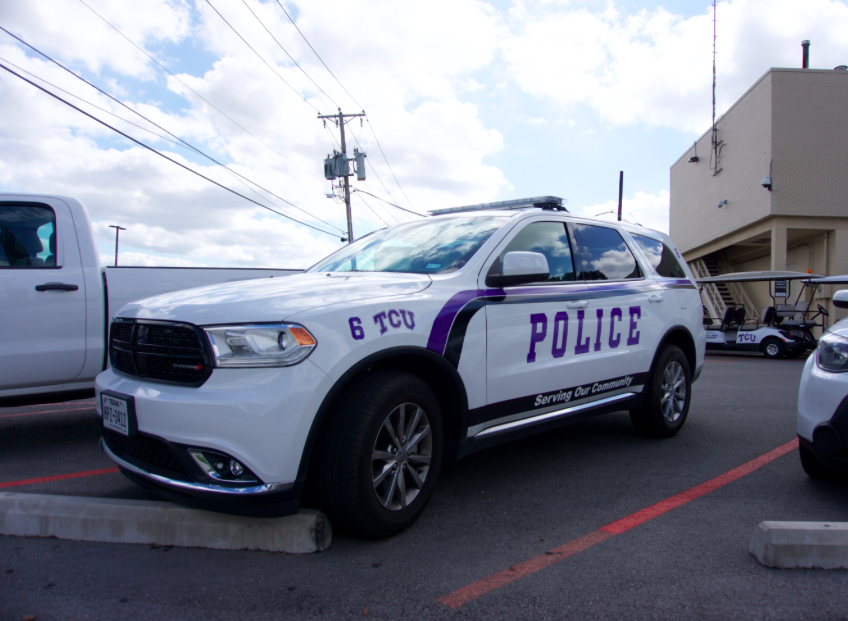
[2,352,847,620]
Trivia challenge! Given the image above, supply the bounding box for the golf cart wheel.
[799,442,844,481]
[312,370,443,539]
[761,338,786,359]
[630,344,691,438]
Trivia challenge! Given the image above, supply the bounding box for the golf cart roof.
[696,270,823,284]
[805,275,848,285]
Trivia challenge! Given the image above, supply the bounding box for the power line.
[0,27,345,235]
[239,0,339,108]
[354,192,389,227]
[345,123,406,221]
[365,116,415,210]
[352,189,425,217]
[274,0,363,111]
[73,0,323,183]
[204,0,319,113]
[0,61,343,239]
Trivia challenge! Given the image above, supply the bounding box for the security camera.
[761,176,772,190]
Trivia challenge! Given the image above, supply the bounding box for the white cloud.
[503,0,848,132]
[576,190,670,233]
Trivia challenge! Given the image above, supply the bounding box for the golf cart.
[696,270,826,359]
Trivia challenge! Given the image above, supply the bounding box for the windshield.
[308,217,507,274]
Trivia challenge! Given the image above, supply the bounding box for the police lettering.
[526,306,641,363]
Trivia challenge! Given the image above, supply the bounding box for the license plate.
[101,392,135,437]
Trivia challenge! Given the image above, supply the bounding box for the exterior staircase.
[701,255,736,308]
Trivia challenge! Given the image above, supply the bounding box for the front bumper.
[101,438,301,516]
[797,353,848,474]
[95,360,334,512]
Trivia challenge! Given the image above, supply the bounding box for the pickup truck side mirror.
[833,289,848,309]
[486,251,550,287]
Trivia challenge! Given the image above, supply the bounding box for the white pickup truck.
[0,193,298,405]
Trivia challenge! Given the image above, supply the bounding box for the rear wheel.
[630,344,691,438]
[799,442,845,481]
[761,338,786,359]
[312,370,443,539]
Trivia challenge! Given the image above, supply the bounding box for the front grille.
[105,430,192,481]
[110,319,212,387]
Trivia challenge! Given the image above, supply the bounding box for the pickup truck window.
[0,204,56,268]
[309,217,507,275]
[572,223,641,281]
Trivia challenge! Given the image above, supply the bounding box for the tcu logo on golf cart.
[738,332,758,343]
[526,306,642,364]
[348,310,416,340]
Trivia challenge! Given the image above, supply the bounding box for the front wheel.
[799,442,845,481]
[312,370,443,539]
[762,337,786,359]
[630,344,691,438]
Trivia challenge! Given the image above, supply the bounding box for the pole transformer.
[318,108,366,244]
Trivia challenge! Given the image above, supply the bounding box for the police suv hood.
[116,272,432,325]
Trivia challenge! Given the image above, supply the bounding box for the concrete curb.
[0,492,331,553]
[749,521,848,569]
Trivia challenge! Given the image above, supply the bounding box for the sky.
[1,0,848,269]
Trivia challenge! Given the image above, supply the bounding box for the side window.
[631,234,687,279]
[572,224,641,281]
[0,204,57,268]
[489,221,576,283]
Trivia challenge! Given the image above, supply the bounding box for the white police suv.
[95,196,706,538]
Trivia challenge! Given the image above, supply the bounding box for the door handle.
[566,301,588,309]
[35,283,79,292]
[649,294,663,303]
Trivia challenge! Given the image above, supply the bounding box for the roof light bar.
[429,196,566,216]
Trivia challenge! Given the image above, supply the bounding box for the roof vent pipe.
[802,40,810,69]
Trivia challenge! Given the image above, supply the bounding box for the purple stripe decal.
[427,290,486,355]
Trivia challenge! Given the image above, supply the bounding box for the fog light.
[230,459,244,477]
[215,461,225,471]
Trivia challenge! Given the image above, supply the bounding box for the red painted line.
[438,438,799,609]
[601,439,798,535]
[0,467,119,489]
[0,406,95,419]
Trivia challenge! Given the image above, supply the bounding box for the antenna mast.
[710,0,721,176]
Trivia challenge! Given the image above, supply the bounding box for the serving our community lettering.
[527,306,641,363]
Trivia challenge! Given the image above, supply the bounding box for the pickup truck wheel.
[313,370,443,539]
[630,344,691,438]
[761,338,786,359]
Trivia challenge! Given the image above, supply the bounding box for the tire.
[799,442,845,481]
[761,338,786,359]
[630,344,691,438]
[312,370,443,539]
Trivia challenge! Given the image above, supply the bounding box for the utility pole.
[318,108,366,243]
[109,225,126,266]
[617,171,624,222]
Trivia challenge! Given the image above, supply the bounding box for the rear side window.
[631,234,686,279]
[490,221,576,283]
[572,224,640,281]
[0,204,57,268]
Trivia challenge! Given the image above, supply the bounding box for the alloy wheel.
[371,402,432,511]
[660,361,686,423]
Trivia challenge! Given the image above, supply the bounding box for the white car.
[95,196,706,538]
[797,282,848,480]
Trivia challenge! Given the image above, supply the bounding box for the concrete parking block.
[0,492,331,553]
[749,521,848,569]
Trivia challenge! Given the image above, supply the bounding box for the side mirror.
[486,251,550,287]
[833,289,848,309]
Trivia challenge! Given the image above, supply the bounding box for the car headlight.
[817,332,848,373]
[203,324,316,368]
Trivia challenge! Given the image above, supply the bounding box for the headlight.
[817,332,848,373]
[203,323,316,368]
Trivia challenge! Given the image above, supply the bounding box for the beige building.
[670,67,848,327]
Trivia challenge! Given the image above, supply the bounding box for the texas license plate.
[101,392,135,437]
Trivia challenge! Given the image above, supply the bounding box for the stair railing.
[715,253,757,314]
[691,258,725,322]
